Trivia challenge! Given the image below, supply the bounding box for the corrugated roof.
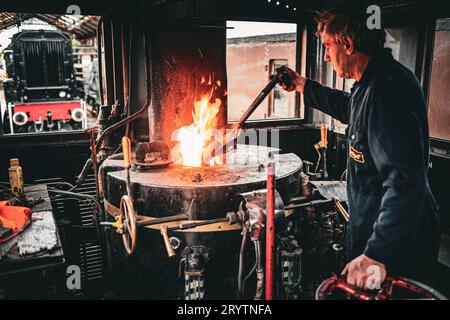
[0,13,99,39]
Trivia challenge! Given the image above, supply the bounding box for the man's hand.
[341,254,387,290]
[275,66,307,94]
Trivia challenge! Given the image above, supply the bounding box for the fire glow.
[176,77,222,167]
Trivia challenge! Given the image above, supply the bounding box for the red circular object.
[315,274,447,300]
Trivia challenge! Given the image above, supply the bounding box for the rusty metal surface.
[310,181,348,202]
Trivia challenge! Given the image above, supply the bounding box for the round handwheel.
[120,195,137,255]
[315,274,447,300]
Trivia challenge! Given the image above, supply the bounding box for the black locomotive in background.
[2,29,86,133]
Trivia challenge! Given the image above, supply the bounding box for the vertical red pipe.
[265,161,275,300]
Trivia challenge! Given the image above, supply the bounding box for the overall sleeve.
[363,86,426,268]
[303,79,351,124]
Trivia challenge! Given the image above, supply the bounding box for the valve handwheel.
[315,274,447,300]
[120,195,137,255]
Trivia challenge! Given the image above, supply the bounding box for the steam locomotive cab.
[0,0,449,305]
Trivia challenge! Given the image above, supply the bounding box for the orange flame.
[176,87,221,167]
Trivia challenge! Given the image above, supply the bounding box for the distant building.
[227,33,297,122]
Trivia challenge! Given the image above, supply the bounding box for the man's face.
[321,31,353,79]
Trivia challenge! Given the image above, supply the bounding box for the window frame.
[225,20,306,128]
[424,17,450,152]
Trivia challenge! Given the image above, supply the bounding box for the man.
[278,6,441,289]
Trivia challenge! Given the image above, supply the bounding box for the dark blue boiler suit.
[303,48,441,280]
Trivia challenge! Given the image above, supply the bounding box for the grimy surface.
[103,145,303,219]
[0,185,64,275]
[108,144,302,188]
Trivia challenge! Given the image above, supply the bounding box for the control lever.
[334,198,349,222]
[314,123,328,179]
[160,224,175,257]
[203,68,287,163]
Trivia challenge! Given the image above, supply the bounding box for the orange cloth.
[0,202,31,243]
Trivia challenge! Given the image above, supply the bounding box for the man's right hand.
[275,65,307,94]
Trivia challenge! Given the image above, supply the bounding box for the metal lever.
[320,123,328,148]
[122,136,132,168]
[137,214,189,227]
[122,136,132,197]
[334,198,349,222]
[160,224,175,257]
[205,69,286,161]
[235,70,284,129]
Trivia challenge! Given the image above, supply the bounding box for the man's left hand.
[341,254,387,290]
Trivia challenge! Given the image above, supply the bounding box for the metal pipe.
[254,239,264,300]
[289,196,308,203]
[122,136,132,197]
[242,261,257,300]
[96,16,104,105]
[110,21,119,104]
[125,24,133,139]
[121,23,129,107]
[46,181,75,190]
[265,161,275,300]
[95,22,151,152]
[137,214,189,227]
[237,226,248,298]
[335,199,350,222]
[285,199,334,210]
[167,217,228,231]
[69,158,93,192]
[87,128,101,200]
[48,188,103,233]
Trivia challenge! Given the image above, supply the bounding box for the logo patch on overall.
[349,146,365,163]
